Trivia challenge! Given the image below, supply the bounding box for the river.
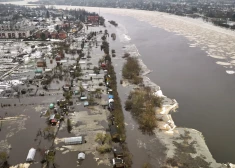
[2,1,235,165]
[106,14,235,164]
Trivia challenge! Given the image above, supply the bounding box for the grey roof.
[113,146,123,156]
[26,148,36,162]
[112,158,124,165]
[64,136,83,145]
[84,101,89,106]
[78,152,85,160]
[49,114,55,120]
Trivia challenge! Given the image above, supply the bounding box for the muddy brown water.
[104,21,166,167]
[0,96,109,167]
[0,97,60,165]
[103,14,235,164]
[2,4,235,166]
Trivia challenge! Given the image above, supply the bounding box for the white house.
[0,20,35,39]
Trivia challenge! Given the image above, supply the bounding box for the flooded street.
[0,8,118,167]
[104,24,166,167]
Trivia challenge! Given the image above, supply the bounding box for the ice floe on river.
[100,8,235,75]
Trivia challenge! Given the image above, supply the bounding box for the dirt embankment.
[122,54,231,167]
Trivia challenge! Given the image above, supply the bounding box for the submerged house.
[110,125,119,141]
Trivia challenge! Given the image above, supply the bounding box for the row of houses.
[33,29,67,40]
[0,31,30,39]
[0,19,35,39]
[0,17,71,39]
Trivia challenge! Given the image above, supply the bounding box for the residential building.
[37,59,46,67]
[58,29,67,39]
[0,20,35,39]
[87,15,99,25]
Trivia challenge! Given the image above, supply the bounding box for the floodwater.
[103,14,235,164]
[2,0,235,165]
[104,24,166,167]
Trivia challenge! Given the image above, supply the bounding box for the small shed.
[112,158,124,168]
[49,114,55,120]
[45,69,52,73]
[49,114,57,125]
[80,96,87,101]
[35,69,43,73]
[74,90,79,95]
[107,89,113,94]
[64,136,83,145]
[84,101,89,107]
[26,148,36,162]
[49,103,54,109]
[108,99,114,103]
[35,73,43,79]
[108,94,114,99]
[63,86,70,91]
[78,152,85,160]
[37,59,46,67]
